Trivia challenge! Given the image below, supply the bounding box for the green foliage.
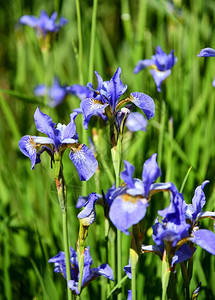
[1,0,215,299]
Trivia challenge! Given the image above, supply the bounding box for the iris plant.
[142,181,215,265]
[18,107,98,181]
[19,10,67,37]
[34,77,68,107]
[134,46,177,92]
[109,153,171,234]
[49,246,113,295]
[197,47,215,87]
[19,10,67,50]
[68,67,154,146]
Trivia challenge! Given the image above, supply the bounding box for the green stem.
[75,0,84,85]
[88,0,98,83]
[158,99,166,169]
[111,141,122,299]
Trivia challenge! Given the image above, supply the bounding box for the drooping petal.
[150,69,171,92]
[127,290,132,300]
[142,153,161,197]
[120,160,135,188]
[190,229,215,255]
[125,112,148,132]
[91,264,113,281]
[34,107,56,137]
[171,244,193,266]
[130,92,155,119]
[66,84,94,100]
[69,144,98,181]
[109,195,148,234]
[18,135,43,169]
[133,59,154,74]
[197,47,215,57]
[19,15,38,27]
[80,98,108,129]
[68,280,80,295]
[48,251,67,279]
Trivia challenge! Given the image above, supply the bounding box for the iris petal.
[130,92,155,119]
[190,229,215,255]
[142,153,161,196]
[69,144,98,181]
[34,107,56,137]
[197,47,215,57]
[133,59,154,74]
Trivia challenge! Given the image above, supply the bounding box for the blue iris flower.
[142,181,215,266]
[19,10,67,37]
[109,153,172,234]
[18,107,98,181]
[49,246,113,295]
[67,67,155,131]
[77,193,99,226]
[197,47,215,87]
[34,77,68,107]
[134,46,177,92]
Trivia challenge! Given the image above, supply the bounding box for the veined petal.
[197,47,215,57]
[190,229,215,255]
[109,195,148,234]
[133,59,154,74]
[172,244,193,266]
[120,160,135,188]
[19,15,38,27]
[80,98,108,129]
[34,107,55,137]
[69,144,98,181]
[18,135,41,169]
[150,69,171,92]
[142,153,161,197]
[125,112,148,132]
[130,92,155,120]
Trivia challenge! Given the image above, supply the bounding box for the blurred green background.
[0,0,215,299]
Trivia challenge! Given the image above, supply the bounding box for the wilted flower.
[49,246,113,295]
[134,46,177,92]
[18,107,98,181]
[197,47,215,87]
[34,77,68,107]
[77,193,98,226]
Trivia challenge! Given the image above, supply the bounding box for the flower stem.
[75,0,84,85]
[88,0,98,83]
[111,141,122,299]
[54,156,72,300]
[130,248,138,300]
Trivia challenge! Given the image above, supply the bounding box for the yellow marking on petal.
[121,194,147,205]
[92,99,104,105]
[29,136,36,149]
[150,64,158,71]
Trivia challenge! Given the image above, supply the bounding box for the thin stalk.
[88,0,98,83]
[158,99,166,168]
[75,0,84,85]
[130,248,138,300]
[111,141,122,299]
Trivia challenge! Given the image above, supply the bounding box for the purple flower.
[134,46,177,92]
[109,154,172,234]
[34,77,68,107]
[18,107,98,181]
[19,10,67,38]
[68,68,155,131]
[197,47,215,87]
[142,181,215,267]
[77,193,99,226]
[49,246,113,295]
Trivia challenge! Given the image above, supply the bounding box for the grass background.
[0,0,215,299]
